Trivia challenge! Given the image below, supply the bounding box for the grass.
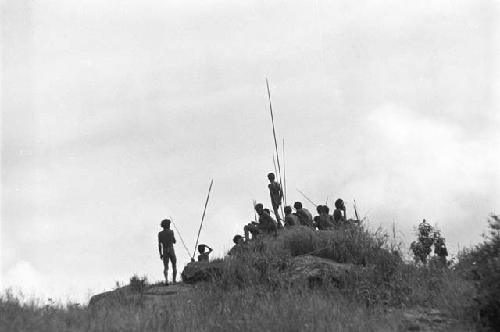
[0,222,488,331]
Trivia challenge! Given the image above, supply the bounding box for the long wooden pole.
[193,179,214,260]
[296,188,318,208]
[170,217,192,257]
[266,78,284,218]
[282,138,287,206]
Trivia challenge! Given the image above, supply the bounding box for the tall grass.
[0,223,482,331]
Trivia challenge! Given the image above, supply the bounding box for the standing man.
[158,219,177,285]
[267,173,283,222]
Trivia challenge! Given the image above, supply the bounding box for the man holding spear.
[267,172,283,223]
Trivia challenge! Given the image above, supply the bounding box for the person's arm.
[158,234,163,259]
[207,246,213,254]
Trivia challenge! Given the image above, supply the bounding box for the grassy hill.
[2,220,498,331]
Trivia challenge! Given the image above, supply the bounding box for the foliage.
[0,289,87,332]
[0,221,485,331]
[129,274,148,293]
[410,220,448,265]
[455,214,500,329]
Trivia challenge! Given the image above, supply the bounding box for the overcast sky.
[1,0,499,303]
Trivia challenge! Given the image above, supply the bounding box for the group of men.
[157,172,354,284]
[240,173,351,242]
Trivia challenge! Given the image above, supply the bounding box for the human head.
[254,203,264,215]
[316,205,323,214]
[160,219,171,229]
[335,199,345,210]
[233,234,243,244]
[263,208,271,215]
[198,244,206,254]
[294,201,302,210]
[284,206,292,215]
[324,205,330,214]
[267,172,275,181]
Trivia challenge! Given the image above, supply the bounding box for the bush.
[456,214,500,329]
[213,224,476,312]
[129,275,148,293]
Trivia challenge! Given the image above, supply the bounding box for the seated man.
[228,234,246,256]
[314,205,335,230]
[284,205,299,227]
[244,203,278,240]
[294,201,313,227]
[333,198,347,227]
[197,244,213,262]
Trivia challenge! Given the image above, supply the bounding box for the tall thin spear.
[353,199,360,221]
[193,179,214,260]
[282,138,287,206]
[266,78,284,216]
[170,217,192,257]
[296,188,318,208]
[252,199,257,222]
[272,154,278,179]
[266,78,282,177]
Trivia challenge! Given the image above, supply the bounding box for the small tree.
[410,219,448,265]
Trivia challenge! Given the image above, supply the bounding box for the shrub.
[456,214,500,329]
[129,274,148,293]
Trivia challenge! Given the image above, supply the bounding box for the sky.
[1,0,499,303]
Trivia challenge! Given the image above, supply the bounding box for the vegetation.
[1,219,497,331]
[455,214,500,329]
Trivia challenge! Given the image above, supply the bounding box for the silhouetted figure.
[158,219,177,284]
[244,203,278,240]
[434,232,448,266]
[333,199,347,226]
[197,244,213,262]
[294,201,313,227]
[228,234,246,256]
[314,205,335,230]
[284,205,299,227]
[267,173,283,222]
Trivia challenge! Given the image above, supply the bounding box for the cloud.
[2,261,42,296]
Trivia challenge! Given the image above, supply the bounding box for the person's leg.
[272,204,281,222]
[170,253,177,283]
[162,256,169,284]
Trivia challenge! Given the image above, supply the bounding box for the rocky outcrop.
[181,261,224,284]
[286,255,353,287]
[88,283,191,311]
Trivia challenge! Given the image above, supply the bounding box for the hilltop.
[4,220,494,331]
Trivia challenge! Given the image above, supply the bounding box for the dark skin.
[158,225,174,260]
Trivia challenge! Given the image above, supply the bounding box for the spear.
[296,188,318,207]
[266,78,282,177]
[252,199,257,222]
[193,179,214,260]
[282,138,287,206]
[266,79,285,219]
[170,217,192,257]
[353,199,360,221]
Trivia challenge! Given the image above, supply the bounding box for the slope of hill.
[1,224,487,331]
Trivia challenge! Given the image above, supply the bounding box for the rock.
[181,261,224,284]
[400,307,460,332]
[88,283,191,311]
[286,255,353,287]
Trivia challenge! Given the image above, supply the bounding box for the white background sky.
[1,0,499,303]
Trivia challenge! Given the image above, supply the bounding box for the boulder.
[286,255,353,287]
[181,261,224,284]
